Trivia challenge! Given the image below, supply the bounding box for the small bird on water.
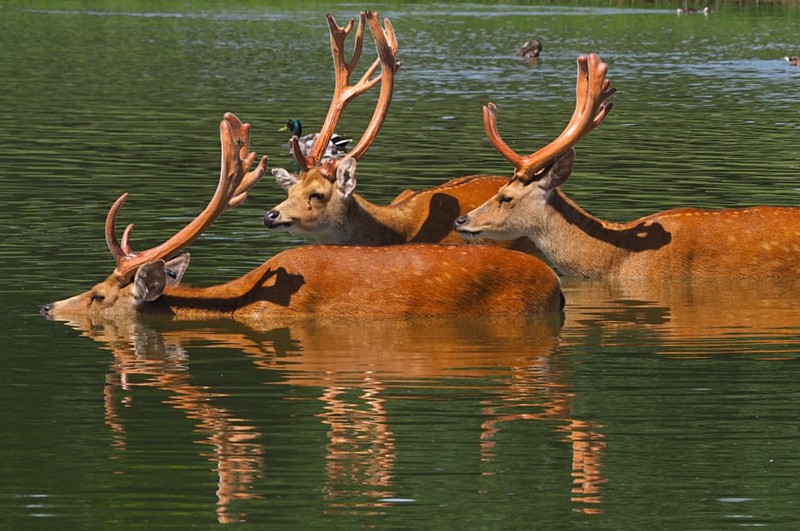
[515,38,542,60]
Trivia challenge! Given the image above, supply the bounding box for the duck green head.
[280,119,302,136]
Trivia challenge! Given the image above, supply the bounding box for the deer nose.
[453,215,468,228]
[40,303,53,315]
[263,210,281,228]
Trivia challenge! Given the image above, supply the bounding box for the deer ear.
[336,157,358,198]
[132,254,190,303]
[164,253,190,287]
[132,261,169,302]
[272,168,299,191]
[539,148,575,191]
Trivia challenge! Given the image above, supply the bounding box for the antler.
[293,10,399,176]
[106,112,269,285]
[484,53,615,182]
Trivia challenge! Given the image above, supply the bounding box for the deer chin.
[266,220,292,232]
[456,223,522,244]
[454,227,485,243]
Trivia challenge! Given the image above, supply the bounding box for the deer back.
[614,206,800,278]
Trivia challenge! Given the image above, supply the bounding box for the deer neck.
[335,194,409,245]
[534,188,631,279]
[153,262,279,317]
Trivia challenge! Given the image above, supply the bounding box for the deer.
[454,53,800,280]
[262,11,538,256]
[40,112,564,323]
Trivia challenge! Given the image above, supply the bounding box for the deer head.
[454,53,614,242]
[263,11,399,242]
[41,113,268,319]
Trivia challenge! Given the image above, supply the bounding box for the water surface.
[2,1,800,528]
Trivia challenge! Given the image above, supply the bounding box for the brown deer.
[262,11,538,255]
[455,53,800,279]
[40,113,563,322]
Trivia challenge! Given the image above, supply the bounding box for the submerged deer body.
[455,53,800,279]
[263,11,536,255]
[45,244,562,322]
[41,112,563,323]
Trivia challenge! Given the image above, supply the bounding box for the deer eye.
[90,294,106,304]
[309,192,325,202]
[498,195,513,205]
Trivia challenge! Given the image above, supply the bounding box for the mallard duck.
[280,119,351,159]
[515,39,542,59]
[785,56,800,66]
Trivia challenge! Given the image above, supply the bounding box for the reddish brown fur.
[42,107,559,325]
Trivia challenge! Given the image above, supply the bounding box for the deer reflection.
[54,274,800,522]
[319,380,396,509]
[63,316,263,525]
[241,316,607,513]
[549,278,800,513]
[54,313,610,518]
[479,361,606,515]
[560,279,800,358]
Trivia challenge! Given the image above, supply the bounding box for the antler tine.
[340,12,364,72]
[578,55,615,128]
[224,112,268,207]
[592,78,615,128]
[290,136,309,171]
[487,53,615,182]
[120,222,135,255]
[483,102,524,169]
[108,113,268,284]
[105,192,130,264]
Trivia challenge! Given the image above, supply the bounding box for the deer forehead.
[497,179,534,199]
[291,169,335,192]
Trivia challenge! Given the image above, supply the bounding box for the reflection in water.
[94,319,264,524]
[561,279,800,358]
[319,381,396,512]
[246,317,606,515]
[58,313,612,519]
[480,378,607,515]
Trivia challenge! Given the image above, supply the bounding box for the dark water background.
[2,1,800,528]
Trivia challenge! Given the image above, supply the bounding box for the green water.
[2,1,800,528]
